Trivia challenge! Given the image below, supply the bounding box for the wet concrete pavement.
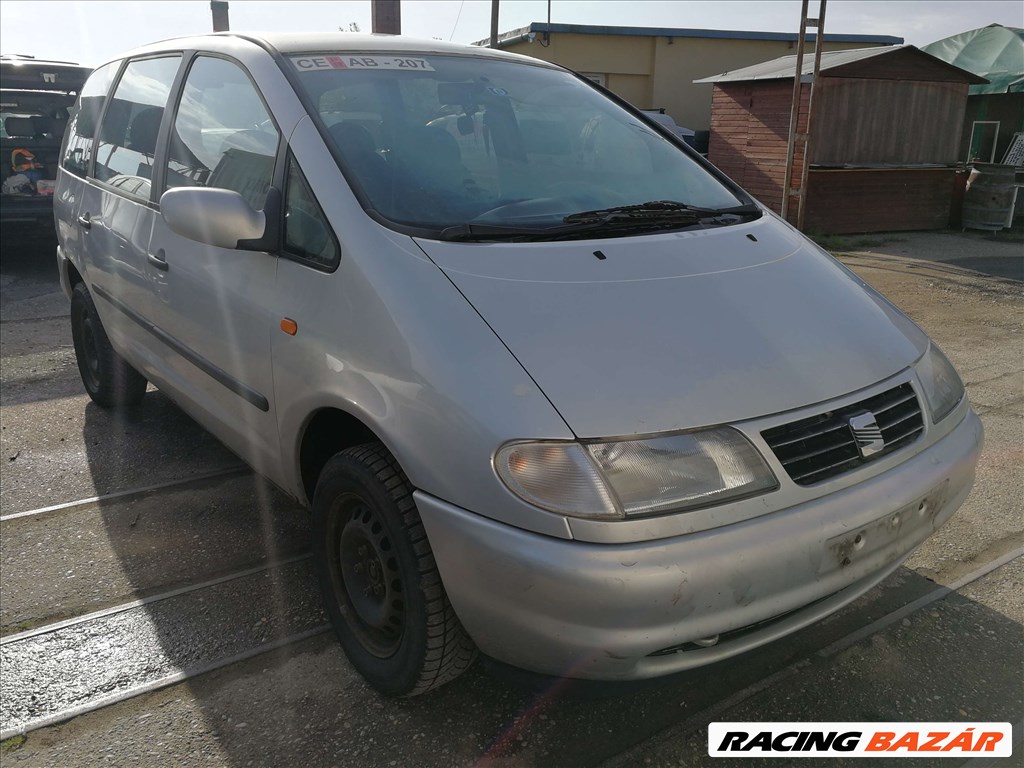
[0,228,1020,766]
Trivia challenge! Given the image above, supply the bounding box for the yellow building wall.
[503,34,886,132]
[606,74,652,109]
[509,32,654,75]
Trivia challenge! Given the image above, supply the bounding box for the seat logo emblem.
[848,411,884,458]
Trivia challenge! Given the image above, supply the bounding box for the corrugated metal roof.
[694,45,908,83]
[695,44,987,84]
[477,23,902,49]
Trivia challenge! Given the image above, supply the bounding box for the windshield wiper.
[437,201,760,242]
[438,218,704,242]
[438,222,576,242]
[563,200,761,224]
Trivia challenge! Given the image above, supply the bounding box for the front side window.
[288,53,747,237]
[94,56,181,200]
[165,56,279,210]
[284,155,339,270]
[61,61,119,177]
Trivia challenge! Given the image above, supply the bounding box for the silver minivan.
[55,33,983,696]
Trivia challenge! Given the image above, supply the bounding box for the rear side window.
[94,56,181,200]
[165,56,279,210]
[61,61,118,178]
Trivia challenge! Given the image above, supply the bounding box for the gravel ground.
[2,559,325,732]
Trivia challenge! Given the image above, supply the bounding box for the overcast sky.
[1,1,1021,67]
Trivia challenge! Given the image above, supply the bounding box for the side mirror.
[160,186,280,250]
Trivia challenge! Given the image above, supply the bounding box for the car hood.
[413,217,928,439]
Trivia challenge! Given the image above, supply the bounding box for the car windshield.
[288,52,746,235]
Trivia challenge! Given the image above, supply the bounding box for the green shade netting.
[922,24,1024,94]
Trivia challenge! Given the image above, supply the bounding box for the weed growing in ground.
[1,734,26,754]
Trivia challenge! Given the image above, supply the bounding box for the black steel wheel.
[70,283,147,408]
[312,442,477,696]
[335,496,405,657]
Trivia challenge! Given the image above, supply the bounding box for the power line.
[449,0,466,41]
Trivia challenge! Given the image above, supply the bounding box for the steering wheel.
[471,185,626,223]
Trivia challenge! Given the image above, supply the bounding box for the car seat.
[125,107,163,156]
[329,121,393,211]
[125,107,164,180]
[387,124,471,219]
[208,129,278,209]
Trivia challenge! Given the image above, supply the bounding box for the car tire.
[312,442,477,696]
[70,283,147,408]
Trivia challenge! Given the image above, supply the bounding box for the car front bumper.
[415,408,983,680]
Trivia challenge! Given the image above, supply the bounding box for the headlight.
[916,343,965,424]
[495,428,777,519]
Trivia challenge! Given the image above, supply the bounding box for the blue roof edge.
[495,22,902,46]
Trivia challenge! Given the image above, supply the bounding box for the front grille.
[761,382,924,486]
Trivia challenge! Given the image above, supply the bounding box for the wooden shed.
[696,46,987,233]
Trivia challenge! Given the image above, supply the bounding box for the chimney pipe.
[210,1,229,32]
[371,0,401,35]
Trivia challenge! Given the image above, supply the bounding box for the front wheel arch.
[312,442,477,695]
[297,406,381,504]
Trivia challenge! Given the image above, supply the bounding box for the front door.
[145,55,283,477]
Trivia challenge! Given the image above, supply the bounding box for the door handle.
[77,213,91,230]
[148,249,169,271]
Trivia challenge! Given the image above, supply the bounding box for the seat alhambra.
[55,33,982,696]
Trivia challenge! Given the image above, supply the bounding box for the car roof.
[110,32,556,69]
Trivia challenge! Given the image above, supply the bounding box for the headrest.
[33,116,56,136]
[329,121,377,157]
[4,116,37,138]
[222,129,278,156]
[126,108,163,155]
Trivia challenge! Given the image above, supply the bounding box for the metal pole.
[781,0,809,220]
[371,0,401,35]
[797,0,827,231]
[490,0,499,48]
[210,1,229,32]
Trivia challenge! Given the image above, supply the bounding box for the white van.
[55,33,982,696]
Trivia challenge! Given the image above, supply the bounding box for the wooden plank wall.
[707,74,968,231]
[707,82,809,213]
[812,78,969,164]
[804,168,955,233]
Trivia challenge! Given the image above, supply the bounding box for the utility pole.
[490,0,499,48]
[372,0,401,35]
[210,1,229,32]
